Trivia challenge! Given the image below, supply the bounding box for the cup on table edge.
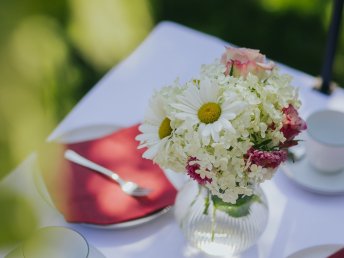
[305,109,344,174]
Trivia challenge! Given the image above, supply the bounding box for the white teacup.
[305,109,344,173]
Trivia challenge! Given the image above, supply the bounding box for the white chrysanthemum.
[136,95,173,159]
[172,78,247,142]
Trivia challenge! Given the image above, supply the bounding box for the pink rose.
[221,47,275,78]
[246,147,288,169]
[281,104,307,141]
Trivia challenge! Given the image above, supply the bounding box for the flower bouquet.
[136,47,306,255]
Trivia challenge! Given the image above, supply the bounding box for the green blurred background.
[1,0,343,178]
[0,0,343,247]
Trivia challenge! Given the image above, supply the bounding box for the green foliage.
[211,194,260,218]
[0,189,37,247]
[0,0,343,179]
[0,1,341,250]
[149,0,342,86]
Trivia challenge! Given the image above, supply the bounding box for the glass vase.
[174,180,269,257]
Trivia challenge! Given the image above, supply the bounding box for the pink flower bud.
[221,47,275,78]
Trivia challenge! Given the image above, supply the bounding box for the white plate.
[51,124,121,144]
[79,206,172,229]
[45,124,176,229]
[281,156,344,195]
[5,226,106,258]
[5,243,105,258]
[287,244,344,258]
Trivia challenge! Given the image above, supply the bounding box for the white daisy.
[135,95,173,159]
[172,77,247,142]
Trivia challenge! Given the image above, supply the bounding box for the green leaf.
[211,194,260,218]
[254,139,272,149]
[229,64,234,76]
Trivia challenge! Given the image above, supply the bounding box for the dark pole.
[320,0,344,95]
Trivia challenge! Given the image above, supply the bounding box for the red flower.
[246,147,288,169]
[186,157,212,185]
[281,104,307,141]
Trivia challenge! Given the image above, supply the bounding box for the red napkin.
[328,248,344,258]
[40,124,177,225]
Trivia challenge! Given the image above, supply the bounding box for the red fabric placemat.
[328,248,344,258]
[40,124,177,225]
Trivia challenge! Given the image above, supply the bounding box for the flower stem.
[211,204,216,241]
[203,192,210,215]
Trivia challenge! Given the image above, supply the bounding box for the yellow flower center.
[158,118,172,139]
[198,102,221,124]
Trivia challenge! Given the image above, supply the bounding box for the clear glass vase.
[174,180,269,257]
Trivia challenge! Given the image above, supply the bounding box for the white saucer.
[281,156,344,195]
[79,206,172,229]
[287,244,344,258]
[43,125,178,230]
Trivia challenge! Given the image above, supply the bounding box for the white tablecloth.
[2,21,344,258]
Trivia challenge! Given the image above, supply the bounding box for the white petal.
[137,143,148,149]
[138,140,160,149]
[219,118,236,133]
[225,91,237,102]
[145,107,162,125]
[222,101,247,114]
[199,125,210,145]
[149,96,165,120]
[142,144,160,159]
[172,103,197,114]
[198,123,205,132]
[221,112,236,120]
[175,112,197,120]
[200,78,218,103]
[135,133,158,142]
[201,124,211,137]
[183,86,203,108]
[210,127,219,142]
[138,124,158,133]
[213,121,222,132]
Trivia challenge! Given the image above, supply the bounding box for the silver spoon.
[64,150,151,197]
